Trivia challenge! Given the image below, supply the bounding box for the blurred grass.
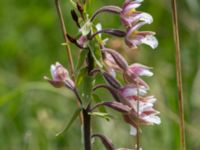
[0,0,200,149]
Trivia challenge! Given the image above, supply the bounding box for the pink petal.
[128,63,153,77]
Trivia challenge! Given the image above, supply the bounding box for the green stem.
[171,0,186,149]
[55,0,75,80]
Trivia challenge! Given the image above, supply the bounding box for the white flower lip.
[142,115,161,125]
[138,12,153,24]
[141,34,158,49]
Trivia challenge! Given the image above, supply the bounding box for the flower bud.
[77,35,88,48]
[44,62,75,89]
[50,62,69,81]
[103,72,121,89]
[102,48,128,71]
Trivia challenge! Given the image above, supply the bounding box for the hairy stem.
[171,0,186,149]
[83,106,91,150]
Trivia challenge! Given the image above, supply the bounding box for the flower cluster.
[45,0,160,149]
[121,0,158,49]
[100,48,161,136]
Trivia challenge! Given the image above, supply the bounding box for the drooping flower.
[102,48,152,88]
[125,24,158,49]
[120,84,148,97]
[50,62,68,81]
[123,63,153,88]
[116,83,161,136]
[126,63,153,77]
[120,0,153,27]
[44,62,75,89]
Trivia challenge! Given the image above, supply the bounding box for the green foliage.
[76,67,95,108]
[92,94,107,113]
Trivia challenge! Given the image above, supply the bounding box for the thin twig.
[171,0,186,149]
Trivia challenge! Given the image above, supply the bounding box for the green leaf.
[92,94,107,113]
[76,67,95,108]
[80,20,93,36]
[88,44,103,68]
[56,108,82,136]
[76,49,88,71]
[69,0,77,8]
[88,112,113,121]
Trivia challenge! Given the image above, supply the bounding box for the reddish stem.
[171,0,186,149]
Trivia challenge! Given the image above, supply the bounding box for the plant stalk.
[55,0,75,79]
[83,106,91,150]
[171,0,186,150]
[136,83,140,150]
[55,0,83,124]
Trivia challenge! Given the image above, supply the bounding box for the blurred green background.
[0,0,200,149]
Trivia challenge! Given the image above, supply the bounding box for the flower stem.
[83,106,91,150]
[136,83,140,150]
[171,0,186,149]
[55,0,75,80]
[55,0,83,124]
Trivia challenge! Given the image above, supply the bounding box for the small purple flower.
[77,35,88,48]
[124,72,150,89]
[50,62,68,81]
[120,84,148,97]
[127,63,153,77]
[123,99,160,136]
[121,11,153,27]
[118,83,160,136]
[120,0,153,27]
[125,26,158,49]
[123,63,153,88]
[122,0,143,16]
[44,62,75,89]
